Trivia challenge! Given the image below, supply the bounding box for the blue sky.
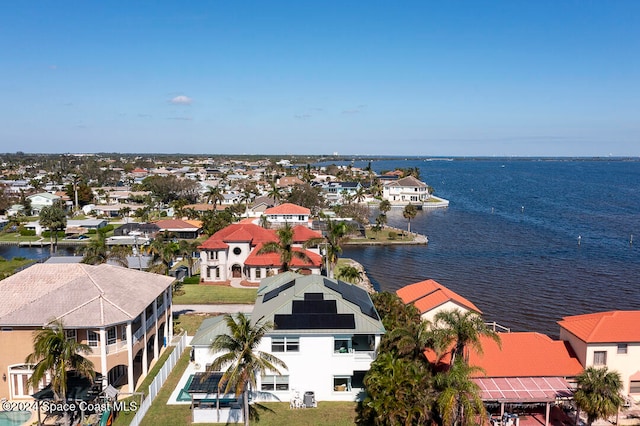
[1,1,639,156]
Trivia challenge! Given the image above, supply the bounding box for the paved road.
[173,304,253,315]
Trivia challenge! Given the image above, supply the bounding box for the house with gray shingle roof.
[0,263,175,400]
[191,272,385,408]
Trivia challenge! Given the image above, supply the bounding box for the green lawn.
[0,256,36,279]
[173,284,257,304]
[348,227,414,243]
[173,313,220,335]
[119,346,357,426]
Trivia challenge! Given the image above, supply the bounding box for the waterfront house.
[188,272,385,423]
[396,279,482,323]
[0,263,174,400]
[381,176,431,206]
[558,310,640,400]
[198,222,322,283]
[468,332,583,426]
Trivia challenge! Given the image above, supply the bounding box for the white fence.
[129,333,188,426]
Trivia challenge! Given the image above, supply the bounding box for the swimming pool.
[0,411,31,426]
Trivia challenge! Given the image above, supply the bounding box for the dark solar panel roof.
[262,279,296,303]
[274,313,355,330]
[324,278,379,320]
[292,299,336,314]
[304,292,324,301]
[188,372,234,394]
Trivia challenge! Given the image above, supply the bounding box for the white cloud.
[170,95,193,105]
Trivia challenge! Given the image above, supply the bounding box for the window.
[333,376,351,392]
[65,329,77,342]
[261,375,289,391]
[617,344,628,354]
[593,351,607,366]
[630,381,640,394]
[256,268,261,279]
[233,247,242,255]
[271,337,299,352]
[88,331,99,347]
[334,338,351,353]
[107,327,117,345]
[298,215,305,221]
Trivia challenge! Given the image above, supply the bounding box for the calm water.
[333,158,640,337]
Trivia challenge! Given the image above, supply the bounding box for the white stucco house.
[382,176,431,206]
[27,192,61,214]
[558,310,640,400]
[198,222,323,283]
[187,272,385,422]
[263,203,311,227]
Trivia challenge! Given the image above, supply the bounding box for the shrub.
[388,231,397,240]
[182,276,200,285]
[100,224,114,233]
[19,228,36,236]
[87,229,97,234]
[42,230,65,238]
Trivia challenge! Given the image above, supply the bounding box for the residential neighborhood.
[0,153,637,426]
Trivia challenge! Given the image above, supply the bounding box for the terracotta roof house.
[154,219,201,239]
[198,223,323,283]
[396,279,481,323]
[558,310,640,398]
[276,176,304,188]
[468,332,583,424]
[0,264,174,400]
[264,203,311,228]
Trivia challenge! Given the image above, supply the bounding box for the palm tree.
[574,366,624,426]
[26,320,95,404]
[82,233,132,267]
[267,183,283,205]
[204,185,224,209]
[354,186,367,204]
[208,313,287,426]
[118,206,131,223]
[148,234,179,275]
[323,219,352,278]
[379,199,391,216]
[402,203,418,233]
[178,239,199,277]
[257,223,315,272]
[434,358,487,426]
[336,265,363,284]
[38,202,67,251]
[432,309,501,365]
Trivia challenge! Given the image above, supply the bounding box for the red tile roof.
[154,219,200,230]
[244,243,322,268]
[468,332,583,378]
[558,310,640,343]
[396,279,481,314]
[264,203,310,215]
[292,226,322,242]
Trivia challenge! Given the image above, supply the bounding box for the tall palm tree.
[574,366,624,426]
[323,219,352,278]
[208,313,287,426]
[82,233,132,267]
[432,309,501,365]
[379,199,391,216]
[354,186,367,204]
[402,203,418,233]
[267,183,283,205]
[26,319,95,403]
[434,358,487,426]
[204,185,224,209]
[148,234,179,275]
[39,202,67,251]
[178,239,199,277]
[257,223,315,272]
